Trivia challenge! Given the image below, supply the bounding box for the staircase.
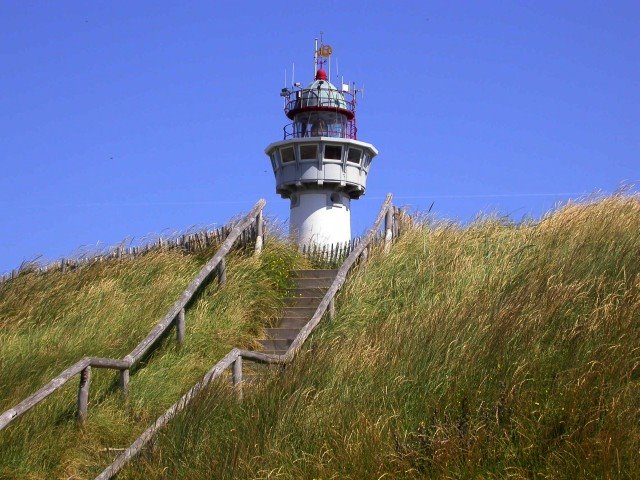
[259,269,338,355]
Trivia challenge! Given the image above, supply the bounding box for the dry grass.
[124,194,640,479]
[0,238,304,479]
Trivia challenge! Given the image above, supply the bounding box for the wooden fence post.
[384,206,394,254]
[254,211,264,256]
[77,366,91,424]
[119,369,130,396]
[360,246,369,263]
[218,257,227,286]
[328,298,336,321]
[176,308,185,346]
[232,356,243,401]
[392,206,400,239]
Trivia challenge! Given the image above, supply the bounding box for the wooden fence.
[94,193,398,479]
[0,200,266,432]
[301,204,408,268]
[301,238,361,269]
[0,226,236,285]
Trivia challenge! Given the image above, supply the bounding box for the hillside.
[0,238,303,479]
[119,195,640,479]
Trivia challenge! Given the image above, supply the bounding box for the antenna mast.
[314,37,318,75]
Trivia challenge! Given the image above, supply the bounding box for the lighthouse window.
[299,144,318,160]
[280,146,295,163]
[347,148,362,164]
[324,145,343,160]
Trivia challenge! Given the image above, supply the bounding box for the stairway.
[258,269,338,355]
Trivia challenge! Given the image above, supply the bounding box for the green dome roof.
[299,79,348,111]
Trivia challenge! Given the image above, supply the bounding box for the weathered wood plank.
[76,366,91,424]
[233,356,243,401]
[88,357,131,370]
[0,358,89,430]
[127,199,265,364]
[254,210,264,255]
[360,245,369,263]
[236,350,284,364]
[176,308,185,346]
[218,257,227,286]
[384,205,393,254]
[232,356,242,386]
[119,369,130,396]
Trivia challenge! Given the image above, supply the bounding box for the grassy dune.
[0,239,303,479]
[124,195,640,479]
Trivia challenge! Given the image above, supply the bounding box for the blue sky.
[1,1,638,273]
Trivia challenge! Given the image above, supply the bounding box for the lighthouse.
[265,38,378,247]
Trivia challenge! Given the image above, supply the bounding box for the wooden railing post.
[328,298,336,321]
[119,369,130,396]
[392,206,400,239]
[232,356,243,401]
[254,211,264,256]
[77,366,91,424]
[360,245,369,263]
[384,205,394,254]
[176,308,185,346]
[218,257,227,286]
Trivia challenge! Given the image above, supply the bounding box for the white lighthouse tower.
[265,38,378,247]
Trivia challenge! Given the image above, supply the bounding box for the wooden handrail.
[125,199,266,365]
[0,200,266,432]
[95,193,396,479]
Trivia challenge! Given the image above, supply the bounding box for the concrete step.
[293,269,338,279]
[259,338,292,351]
[285,296,323,308]
[282,306,317,319]
[258,351,288,357]
[278,317,310,329]
[294,277,335,289]
[287,287,329,298]
[264,327,301,340]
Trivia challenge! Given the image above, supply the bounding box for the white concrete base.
[290,190,351,246]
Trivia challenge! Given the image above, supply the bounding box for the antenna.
[292,62,295,87]
[314,37,318,75]
[335,58,339,82]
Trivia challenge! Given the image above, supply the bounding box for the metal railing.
[95,193,400,479]
[283,121,357,140]
[0,200,266,432]
[284,89,356,118]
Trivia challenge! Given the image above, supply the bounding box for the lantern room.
[282,68,357,140]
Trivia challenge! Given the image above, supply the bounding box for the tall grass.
[0,238,304,479]
[124,195,640,479]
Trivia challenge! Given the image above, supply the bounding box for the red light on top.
[315,69,328,81]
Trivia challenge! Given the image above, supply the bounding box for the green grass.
[0,238,304,479]
[122,195,640,479]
